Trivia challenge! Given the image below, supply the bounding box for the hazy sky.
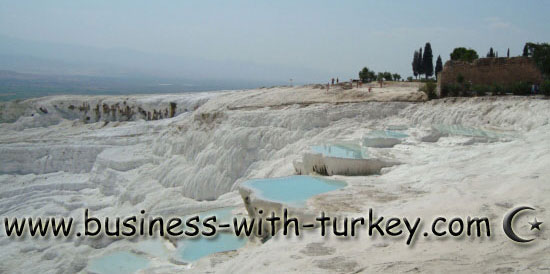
[1,0,549,82]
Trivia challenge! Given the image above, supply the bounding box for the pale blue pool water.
[178,232,247,262]
[311,144,368,159]
[88,251,149,274]
[243,175,347,207]
[177,207,247,262]
[362,130,408,148]
[368,130,409,138]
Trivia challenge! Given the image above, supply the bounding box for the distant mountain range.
[0,35,329,100]
[0,69,283,101]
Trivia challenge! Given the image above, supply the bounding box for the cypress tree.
[422,43,434,79]
[507,48,510,58]
[435,55,443,80]
[487,47,495,58]
[418,48,424,77]
[412,51,419,79]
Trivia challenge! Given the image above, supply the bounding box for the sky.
[0,0,549,83]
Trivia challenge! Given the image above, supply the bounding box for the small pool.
[367,130,409,139]
[311,144,368,159]
[177,207,247,262]
[242,175,347,207]
[88,251,150,274]
[178,232,247,262]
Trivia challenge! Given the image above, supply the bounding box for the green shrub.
[449,84,461,97]
[510,81,531,95]
[490,83,504,95]
[457,74,465,84]
[420,82,438,99]
[440,85,449,97]
[472,84,489,96]
[541,80,550,96]
[461,82,473,97]
[441,83,462,97]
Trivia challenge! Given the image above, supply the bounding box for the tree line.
[358,67,401,83]
[358,41,549,89]
[412,43,443,80]
[412,42,550,81]
[428,42,550,99]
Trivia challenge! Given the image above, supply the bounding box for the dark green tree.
[523,44,529,57]
[392,73,401,81]
[359,67,370,83]
[383,72,393,81]
[422,43,434,79]
[411,50,418,78]
[412,50,420,79]
[507,48,510,58]
[359,67,376,83]
[435,55,443,80]
[418,48,424,77]
[486,47,495,58]
[524,42,550,77]
[368,71,376,82]
[370,71,376,81]
[450,47,479,62]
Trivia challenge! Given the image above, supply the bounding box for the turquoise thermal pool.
[178,232,247,262]
[367,130,409,139]
[177,207,247,262]
[310,144,368,159]
[88,208,249,270]
[242,175,347,207]
[88,251,150,274]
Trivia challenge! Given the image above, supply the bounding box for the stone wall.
[437,57,543,95]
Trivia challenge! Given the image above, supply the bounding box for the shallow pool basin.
[242,175,346,207]
[310,144,368,159]
[88,251,150,274]
[177,207,247,262]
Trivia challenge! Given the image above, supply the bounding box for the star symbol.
[529,218,543,231]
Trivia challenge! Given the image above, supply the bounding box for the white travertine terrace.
[0,83,549,273]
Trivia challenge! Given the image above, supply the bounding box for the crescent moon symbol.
[503,206,535,243]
